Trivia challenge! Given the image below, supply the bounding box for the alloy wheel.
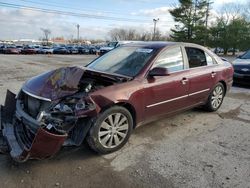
[211,85,224,109]
[98,113,129,149]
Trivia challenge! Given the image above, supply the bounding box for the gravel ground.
[0,54,249,188]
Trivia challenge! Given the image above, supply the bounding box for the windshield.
[240,50,250,59]
[87,46,156,77]
[107,42,118,47]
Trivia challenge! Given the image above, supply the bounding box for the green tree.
[208,17,250,54]
[169,0,209,44]
[228,18,250,54]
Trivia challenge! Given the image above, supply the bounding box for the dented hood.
[22,66,84,101]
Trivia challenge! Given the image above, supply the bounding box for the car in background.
[0,45,6,53]
[77,46,90,54]
[232,50,250,85]
[38,46,53,54]
[89,46,97,54]
[21,46,36,54]
[3,46,19,54]
[15,45,23,53]
[53,47,69,54]
[0,42,234,162]
[33,45,41,54]
[213,47,224,54]
[228,48,239,53]
[100,41,137,55]
[66,46,78,54]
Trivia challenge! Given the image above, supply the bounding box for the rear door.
[183,46,219,105]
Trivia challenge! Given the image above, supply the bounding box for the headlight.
[52,97,94,114]
[53,103,73,113]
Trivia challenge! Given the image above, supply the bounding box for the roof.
[122,41,177,50]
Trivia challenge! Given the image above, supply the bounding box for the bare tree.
[41,28,51,45]
[221,3,243,23]
[109,28,134,41]
[108,28,170,41]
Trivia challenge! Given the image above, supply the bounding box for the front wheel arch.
[218,80,227,96]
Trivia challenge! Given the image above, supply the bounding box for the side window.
[185,47,207,68]
[205,52,216,65]
[154,47,184,72]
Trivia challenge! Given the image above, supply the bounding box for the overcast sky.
[0,0,248,40]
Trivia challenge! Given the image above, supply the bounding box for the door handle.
[181,77,188,85]
[211,71,217,78]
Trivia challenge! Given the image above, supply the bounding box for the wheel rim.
[211,85,223,109]
[98,113,129,149]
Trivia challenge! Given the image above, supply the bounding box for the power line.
[17,0,130,16]
[0,2,152,23]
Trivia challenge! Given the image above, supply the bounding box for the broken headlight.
[51,97,95,115]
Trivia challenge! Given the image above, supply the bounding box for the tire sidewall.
[207,83,225,111]
[87,106,133,154]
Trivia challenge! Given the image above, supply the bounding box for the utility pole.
[76,24,80,42]
[205,1,213,46]
[205,1,213,29]
[153,18,159,41]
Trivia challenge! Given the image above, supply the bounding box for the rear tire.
[204,82,225,112]
[87,106,133,154]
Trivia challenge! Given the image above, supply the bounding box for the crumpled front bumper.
[0,90,67,162]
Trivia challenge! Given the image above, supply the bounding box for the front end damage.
[0,90,99,162]
[0,66,125,162]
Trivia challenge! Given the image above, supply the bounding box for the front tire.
[204,83,225,112]
[87,106,133,154]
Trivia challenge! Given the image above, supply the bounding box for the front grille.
[15,120,35,150]
[21,91,51,119]
[234,69,250,75]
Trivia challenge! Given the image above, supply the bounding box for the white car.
[38,47,54,54]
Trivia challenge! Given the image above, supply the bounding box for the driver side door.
[143,46,190,119]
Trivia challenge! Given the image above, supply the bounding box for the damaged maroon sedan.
[0,42,234,162]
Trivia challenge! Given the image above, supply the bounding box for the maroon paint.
[0,42,234,161]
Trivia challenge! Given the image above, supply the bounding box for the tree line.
[109,0,250,55]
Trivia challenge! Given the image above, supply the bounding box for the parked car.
[89,46,97,54]
[66,46,78,54]
[213,47,224,54]
[228,48,239,53]
[76,46,89,54]
[0,42,234,162]
[15,45,23,53]
[0,45,5,53]
[21,46,36,54]
[38,47,53,54]
[32,45,41,54]
[232,50,250,85]
[100,41,138,55]
[3,46,19,54]
[53,47,69,54]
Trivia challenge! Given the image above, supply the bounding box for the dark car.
[21,46,36,54]
[232,50,250,85]
[0,45,5,54]
[53,47,69,54]
[77,46,90,54]
[0,42,234,162]
[67,46,79,54]
[89,46,97,54]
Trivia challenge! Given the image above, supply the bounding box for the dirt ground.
[0,54,249,188]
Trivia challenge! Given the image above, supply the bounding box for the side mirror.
[148,67,170,77]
